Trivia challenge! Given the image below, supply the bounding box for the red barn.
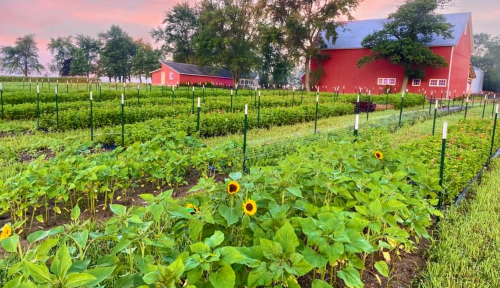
[310,13,473,97]
[151,61,233,86]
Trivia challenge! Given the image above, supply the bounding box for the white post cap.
[245,104,248,115]
[90,91,93,101]
[121,93,124,104]
[443,122,448,139]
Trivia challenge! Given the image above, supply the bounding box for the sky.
[0,0,499,70]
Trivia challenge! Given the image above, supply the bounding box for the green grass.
[414,159,500,288]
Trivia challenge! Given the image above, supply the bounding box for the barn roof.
[160,61,232,79]
[321,12,471,50]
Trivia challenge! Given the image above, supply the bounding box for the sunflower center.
[229,184,237,192]
[246,203,254,211]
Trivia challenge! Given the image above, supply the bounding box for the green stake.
[432,100,438,136]
[242,104,248,172]
[66,80,69,93]
[90,92,94,141]
[172,86,175,105]
[196,97,201,132]
[99,83,102,101]
[366,92,371,121]
[191,86,195,114]
[423,91,426,110]
[55,87,59,130]
[36,85,40,129]
[230,89,233,113]
[399,91,405,127]
[386,89,390,110]
[23,79,25,89]
[257,91,261,127]
[314,94,319,134]
[482,95,487,118]
[447,93,450,113]
[429,93,433,115]
[354,114,359,137]
[30,79,32,92]
[137,84,140,106]
[121,94,125,147]
[0,83,4,121]
[493,95,497,117]
[489,105,499,162]
[437,122,448,212]
[465,97,469,119]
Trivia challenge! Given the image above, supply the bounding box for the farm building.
[466,66,484,94]
[151,61,233,87]
[311,13,474,97]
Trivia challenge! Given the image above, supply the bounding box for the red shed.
[151,61,233,87]
[309,13,473,98]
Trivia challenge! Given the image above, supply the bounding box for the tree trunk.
[401,75,409,93]
[305,57,311,92]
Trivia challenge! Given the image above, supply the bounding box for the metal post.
[203,85,205,100]
[99,83,102,102]
[461,94,465,111]
[192,86,195,114]
[314,94,319,134]
[172,86,175,105]
[90,92,94,141]
[36,85,40,129]
[29,79,32,92]
[490,105,499,162]
[399,91,405,127]
[242,104,248,172]
[230,89,233,113]
[121,94,125,147]
[67,80,69,93]
[447,93,450,113]
[137,84,140,106]
[55,87,59,130]
[292,87,295,106]
[482,95,487,118]
[366,91,370,121]
[465,97,469,119]
[0,84,3,121]
[437,122,448,212]
[354,114,359,137]
[432,100,438,136]
[196,98,201,132]
[257,91,261,127]
[493,95,497,117]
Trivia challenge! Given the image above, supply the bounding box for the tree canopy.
[0,34,44,77]
[357,0,454,92]
[472,33,500,92]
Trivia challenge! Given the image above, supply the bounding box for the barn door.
[161,72,165,85]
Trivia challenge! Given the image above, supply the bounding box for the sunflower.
[0,225,12,240]
[186,204,199,215]
[243,200,257,216]
[374,151,384,160]
[227,181,240,195]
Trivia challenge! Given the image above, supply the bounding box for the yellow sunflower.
[243,200,257,216]
[227,181,240,195]
[186,203,199,215]
[374,151,384,160]
[0,225,12,240]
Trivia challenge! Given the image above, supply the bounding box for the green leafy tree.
[69,47,88,77]
[195,0,259,84]
[74,35,101,79]
[258,25,293,87]
[266,0,360,91]
[47,36,74,76]
[131,39,161,83]
[0,34,44,76]
[99,25,137,82]
[151,2,198,63]
[357,0,454,92]
[472,34,500,92]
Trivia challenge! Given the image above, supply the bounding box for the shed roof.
[160,61,232,79]
[321,12,471,50]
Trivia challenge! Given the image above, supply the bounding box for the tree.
[266,0,360,91]
[258,25,292,87]
[151,2,198,63]
[74,35,101,79]
[0,34,44,76]
[47,36,74,76]
[195,0,259,84]
[69,47,88,77]
[472,34,500,92]
[131,39,161,83]
[357,0,454,92]
[99,25,137,82]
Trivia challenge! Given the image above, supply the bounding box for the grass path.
[414,159,500,288]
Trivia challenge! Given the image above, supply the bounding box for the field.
[0,81,498,288]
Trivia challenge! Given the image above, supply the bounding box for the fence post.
[492,94,497,117]
[254,87,257,107]
[482,95,487,118]
[354,114,359,137]
[172,85,175,105]
[0,83,3,121]
[447,92,450,113]
[29,79,32,92]
[99,83,102,101]
[55,87,59,130]
[121,94,125,147]
[231,89,234,113]
[432,100,438,136]
[23,79,25,89]
[257,91,261,127]
[489,104,499,164]
[429,93,433,115]
[399,90,405,127]
[203,85,205,100]
[465,97,469,119]
[37,85,40,129]
[292,87,295,106]
[192,86,195,114]
[137,84,140,106]
[90,92,94,141]
[242,104,248,172]
[366,91,371,121]
[315,93,319,134]
[437,122,448,213]
[423,91,426,110]
[196,97,201,132]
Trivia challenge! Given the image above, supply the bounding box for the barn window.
[429,79,447,87]
[412,79,421,86]
[377,78,397,86]
[169,72,174,80]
